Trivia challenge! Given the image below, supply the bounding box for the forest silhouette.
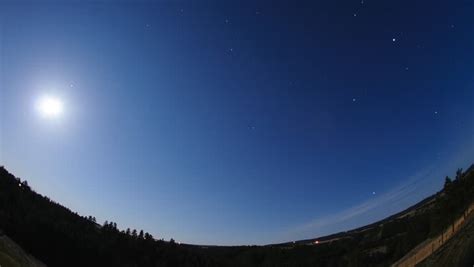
[1,165,473,266]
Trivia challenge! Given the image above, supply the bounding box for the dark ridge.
[0,165,473,267]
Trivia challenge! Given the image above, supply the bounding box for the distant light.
[314,240,319,244]
[392,38,396,42]
[36,96,64,118]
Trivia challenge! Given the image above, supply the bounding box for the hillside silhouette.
[0,165,473,267]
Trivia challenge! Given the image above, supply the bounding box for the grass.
[0,251,21,267]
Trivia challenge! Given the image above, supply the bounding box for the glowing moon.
[36,96,64,118]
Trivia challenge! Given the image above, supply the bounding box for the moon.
[36,95,64,118]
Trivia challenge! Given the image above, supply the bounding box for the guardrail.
[392,202,474,267]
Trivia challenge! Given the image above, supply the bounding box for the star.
[392,38,396,42]
[353,13,357,17]
[405,67,409,71]
[372,191,376,195]
[229,48,234,53]
[361,0,364,4]
[434,111,438,115]
[352,98,357,102]
[225,19,229,24]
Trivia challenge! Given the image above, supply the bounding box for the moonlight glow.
[36,96,64,118]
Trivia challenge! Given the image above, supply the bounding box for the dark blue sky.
[1,0,473,245]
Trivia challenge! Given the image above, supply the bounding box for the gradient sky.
[1,0,473,245]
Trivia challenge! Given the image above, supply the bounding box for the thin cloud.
[281,165,438,242]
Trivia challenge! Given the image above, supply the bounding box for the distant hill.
[0,165,473,267]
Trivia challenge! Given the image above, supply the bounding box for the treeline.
[0,167,215,267]
[0,165,473,267]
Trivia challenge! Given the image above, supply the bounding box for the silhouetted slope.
[0,165,473,267]
[0,167,216,267]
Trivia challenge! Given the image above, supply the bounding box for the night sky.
[1,0,473,245]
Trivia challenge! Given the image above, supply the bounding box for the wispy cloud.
[280,164,439,242]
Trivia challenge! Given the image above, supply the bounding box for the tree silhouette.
[444,176,452,189]
[456,168,463,180]
[145,232,153,241]
[132,229,137,238]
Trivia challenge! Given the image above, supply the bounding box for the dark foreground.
[0,165,473,267]
[418,206,474,267]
